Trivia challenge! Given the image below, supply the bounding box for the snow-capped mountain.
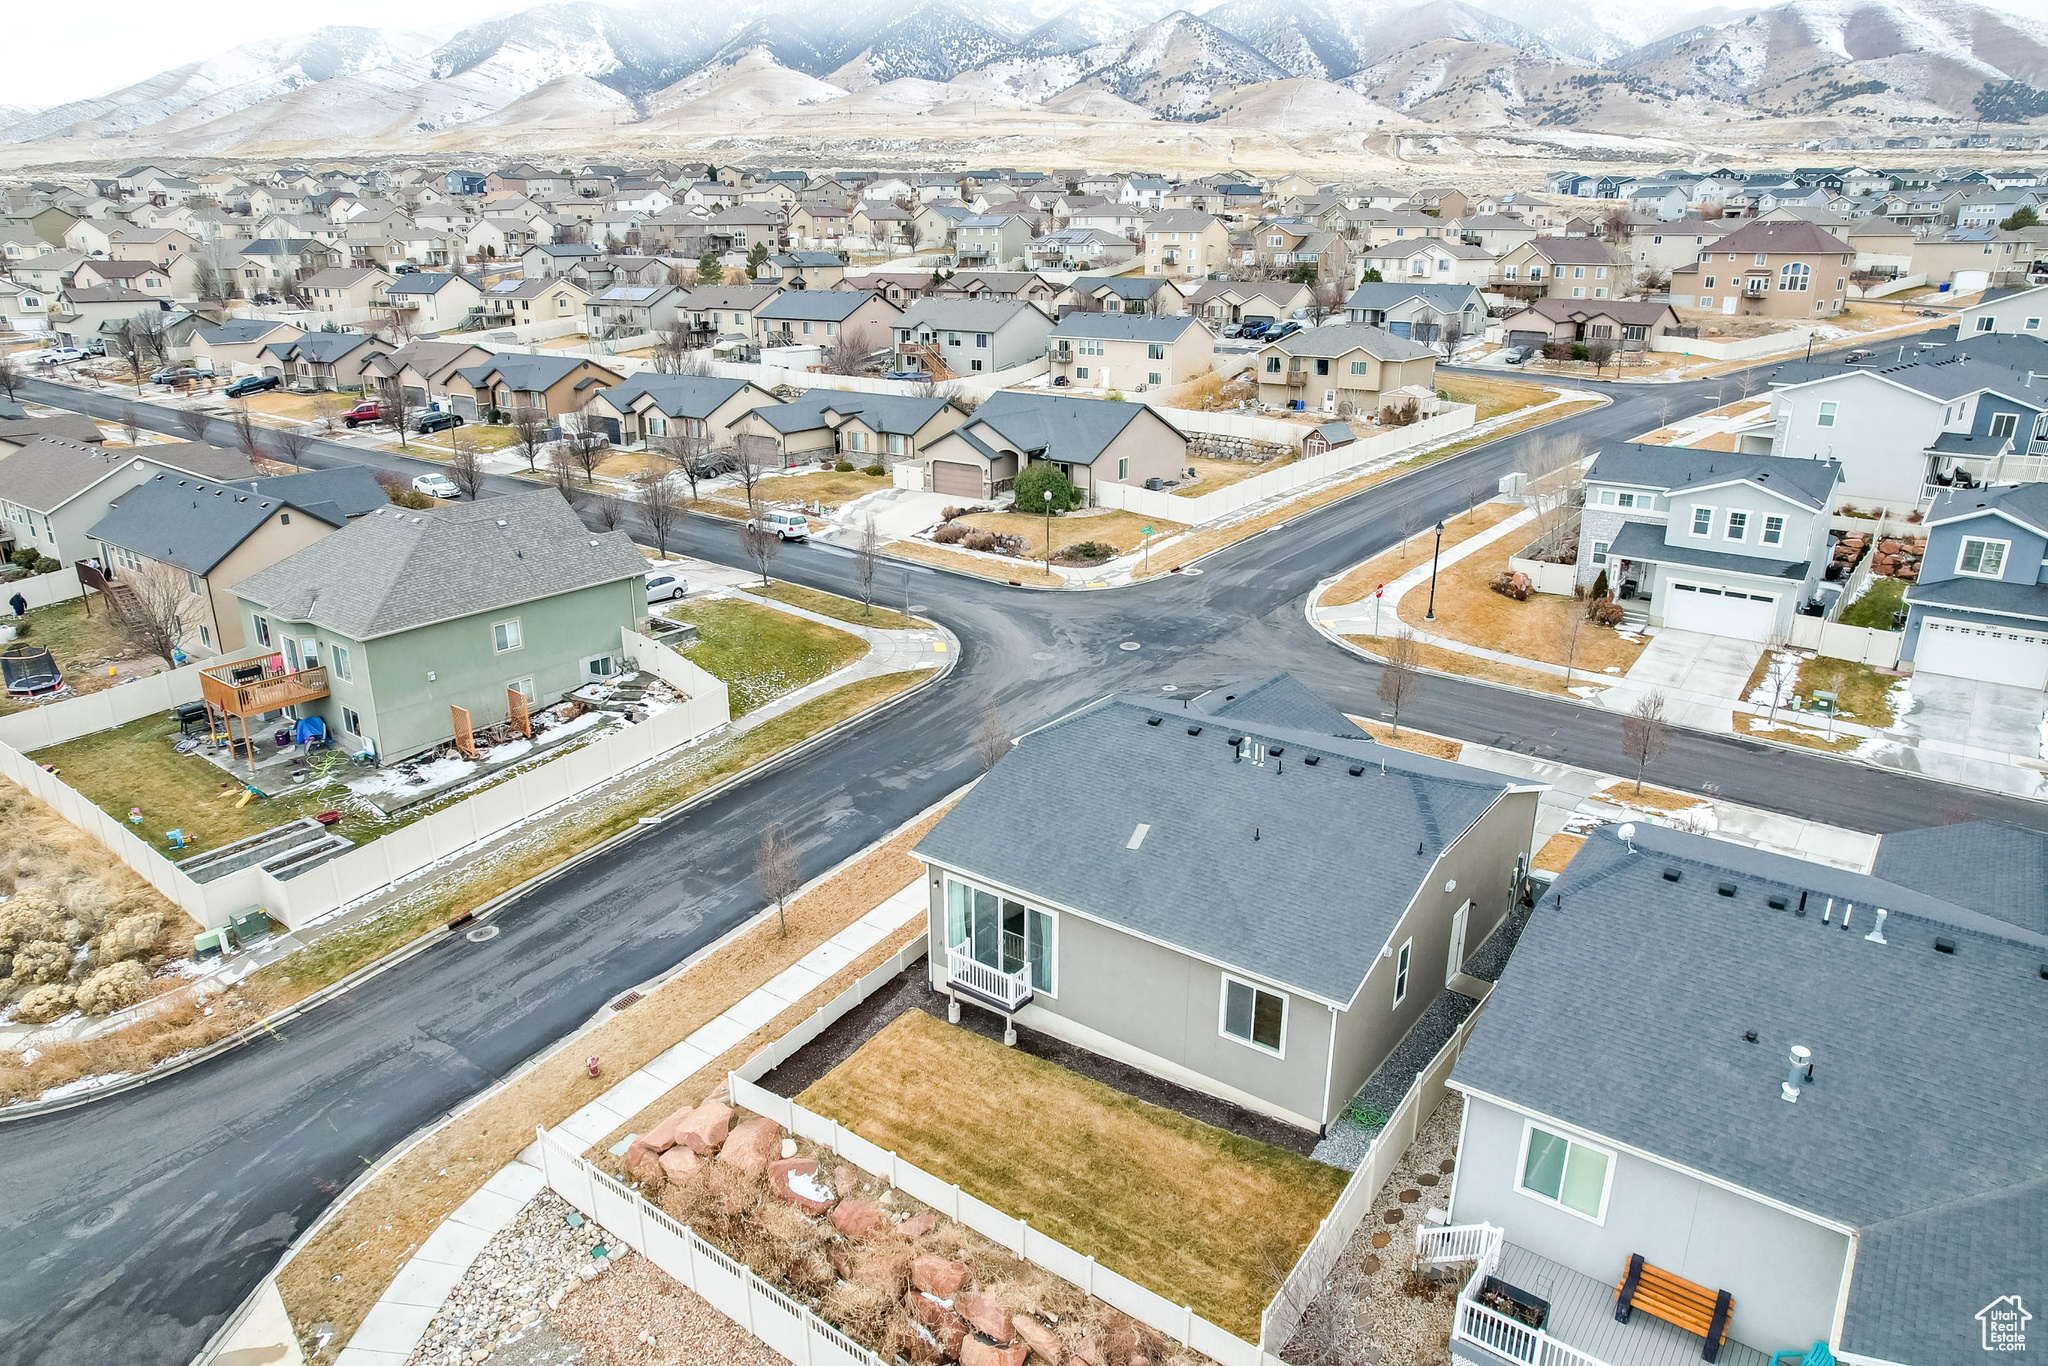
[825,3,1024,87]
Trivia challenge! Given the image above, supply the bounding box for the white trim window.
[1957,536,2010,578]
[1517,1120,1615,1223]
[1725,510,1748,542]
[945,877,1056,995]
[1690,506,1713,537]
[1816,400,1837,428]
[1591,540,1611,567]
[492,618,523,652]
[1220,974,1285,1055]
[1990,412,2019,442]
[1393,938,1412,1006]
[329,644,353,681]
[1762,515,1784,546]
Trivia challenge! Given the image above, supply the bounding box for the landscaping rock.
[954,1291,1014,1343]
[623,1141,665,1187]
[894,1209,938,1241]
[911,1255,971,1299]
[640,1104,694,1153]
[962,1336,1029,1366]
[831,1198,888,1240]
[1071,1334,1100,1364]
[769,1158,837,1214]
[720,1116,781,1176]
[657,1146,702,1182]
[674,1098,732,1155]
[1014,1313,1062,1362]
[833,1163,861,1198]
[906,1291,968,1357]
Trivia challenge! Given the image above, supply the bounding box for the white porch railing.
[1419,1223,1612,1366]
[946,945,1033,1011]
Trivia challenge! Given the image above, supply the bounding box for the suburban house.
[752,289,900,348]
[892,298,1055,378]
[725,392,966,468]
[379,271,484,334]
[585,374,782,449]
[756,252,847,289]
[364,339,494,406]
[1179,281,1308,330]
[954,214,1035,268]
[52,286,170,346]
[1025,228,1136,271]
[1345,282,1488,343]
[1144,211,1230,280]
[912,673,1541,1131]
[479,276,590,328]
[1443,820,2042,1366]
[227,490,648,763]
[0,438,256,570]
[1358,238,1496,288]
[190,317,305,375]
[68,258,176,298]
[1959,281,2048,334]
[1619,216,1738,275]
[683,285,783,346]
[1671,219,1854,318]
[916,391,1188,501]
[520,243,602,279]
[1251,325,1439,416]
[584,285,686,340]
[1501,298,1686,353]
[1764,355,2048,508]
[297,267,391,318]
[1045,313,1215,392]
[257,332,386,391]
[1899,481,2048,687]
[447,354,626,421]
[1494,238,1620,299]
[85,469,381,655]
[1577,444,1841,641]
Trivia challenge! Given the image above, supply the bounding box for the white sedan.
[645,571,688,603]
[411,472,459,499]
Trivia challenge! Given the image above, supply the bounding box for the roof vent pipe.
[1782,1044,1812,1103]
[1865,908,1889,944]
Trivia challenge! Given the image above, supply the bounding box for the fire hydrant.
[587,1056,601,1079]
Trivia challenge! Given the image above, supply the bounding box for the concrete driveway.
[827,487,954,541]
[1892,673,2047,759]
[1624,629,1765,700]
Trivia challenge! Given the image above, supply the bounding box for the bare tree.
[379,377,416,450]
[739,517,780,587]
[547,443,582,500]
[1377,629,1422,736]
[115,562,201,668]
[120,404,141,447]
[563,406,608,481]
[108,322,149,391]
[1556,605,1589,690]
[755,822,801,937]
[312,394,340,436]
[0,350,24,402]
[1307,278,1345,325]
[732,432,772,509]
[273,425,315,468]
[1620,690,1672,795]
[651,321,693,375]
[1587,340,1614,377]
[820,324,879,376]
[973,704,1009,770]
[853,514,881,618]
[509,403,551,475]
[587,487,625,531]
[173,406,212,443]
[447,430,485,500]
[192,255,227,304]
[634,467,683,557]
[1462,470,1492,522]
[228,406,261,461]
[659,431,705,504]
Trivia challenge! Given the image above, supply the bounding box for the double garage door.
[1664,580,1779,642]
[1915,617,2048,689]
[930,461,984,497]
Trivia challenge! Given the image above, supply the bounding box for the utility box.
[232,910,274,945]
[1810,691,1836,716]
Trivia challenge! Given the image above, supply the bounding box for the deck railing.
[199,661,329,717]
[1420,1222,1613,1366]
[946,945,1033,1011]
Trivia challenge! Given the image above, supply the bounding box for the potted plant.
[1477,1275,1550,1330]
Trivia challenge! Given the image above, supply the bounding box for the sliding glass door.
[946,878,1055,993]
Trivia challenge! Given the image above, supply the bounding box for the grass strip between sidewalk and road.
[744,581,930,632]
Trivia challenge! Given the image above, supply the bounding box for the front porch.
[1425,1228,1772,1366]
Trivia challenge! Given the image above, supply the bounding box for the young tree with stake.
[756,822,800,937]
[1377,629,1422,736]
[853,515,881,618]
[446,430,485,500]
[1621,690,1671,795]
[635,468,683,557]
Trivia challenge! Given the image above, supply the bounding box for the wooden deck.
[1473,1242,1772,1366]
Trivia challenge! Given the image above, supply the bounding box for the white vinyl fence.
[1650,329,1819,362]
[1094,405,1477,524]
[3,570,86,612]
[0,632,729,930]
[1790,615,1903,668]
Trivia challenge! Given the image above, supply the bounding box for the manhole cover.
[1183,567,1204,576]
[465,925,499,942]
[909,604,929,612]
[1119,641,1141,651]
[1161,685,1177,692]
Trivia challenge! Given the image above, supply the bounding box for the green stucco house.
[227,489,646,763]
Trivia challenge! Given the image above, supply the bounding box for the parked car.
[411,472,460,499]
[645,571,688,603]
[224,374,280,398]
[150,365,212,385]
[747,510,810,541]
[1220,323,1243,339]
[393,264,420,275]
[78,339,106,357]
[686,450,737,479]
[412,410,463,434]
[1237,322,1269,341]
[883,369,925,381]
[1502,346,1532,365]
[1264,321,1302,342]
[341,399,388,428]
[34,347,85,366]
[251,293,278,306]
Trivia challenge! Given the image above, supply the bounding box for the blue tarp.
[294,716,327,746]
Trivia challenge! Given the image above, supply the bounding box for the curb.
[1,622,960,1125]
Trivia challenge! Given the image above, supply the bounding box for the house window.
[1726,511,1748,541]
[1148,372,1162,386]
[1817,401,1837,428]
[1991,412,2019,441]
[1978,316,1997,332]
[1118,456,1130,480]
[1518,1122,1613,1223]
[510,677,537,703]
[1958,537,2009,577]
[1393,939,1412,1005]
[1315,359,1330,376]
[253,615,270,647]
[1147,343,1165,360]
[1691,506,1713,537]
[1220,975,1285,1054]
[1763,515,1784,546]
[330,644,352,681]
[1704,276,1716,289]
[1076,367,1089,380]
[198,625,210,648]
[1265,356,1282,374]
[342,706,362,736]
[492,618,523,652]
[298,637,318,668]
[945,877,1055,994]
[1779,262,1810,291]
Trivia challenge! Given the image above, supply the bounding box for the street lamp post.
[1424,519,1446,621]
[1043,489,1053,577]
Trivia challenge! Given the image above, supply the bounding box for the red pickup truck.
[341,400,387,429]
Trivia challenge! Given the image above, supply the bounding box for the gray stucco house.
[1440,820,2044,1366]
[892,298,1054,377]
[1579,445,1841,642]
[1900,481,2048,687]
[911,674,1543,1132]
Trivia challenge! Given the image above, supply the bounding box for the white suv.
[747,510,810,541]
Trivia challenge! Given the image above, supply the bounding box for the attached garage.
[1507,330,1549,348]
[1663,580,1779,642]
[1914,616,2048,688]
[930,460,983,498]
[1387,322,1412,338]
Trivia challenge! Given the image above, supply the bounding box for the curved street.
[2,370,2039,1366]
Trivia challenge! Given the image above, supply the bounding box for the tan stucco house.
[1045,313,1215,392]
[1252,324,1438,416]
[918,391,1188,502]
[1670,219,1853,318]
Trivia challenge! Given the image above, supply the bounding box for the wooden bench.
[1615,1254,1734,1363]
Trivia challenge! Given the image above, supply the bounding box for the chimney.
[1782,1044,1812,1103]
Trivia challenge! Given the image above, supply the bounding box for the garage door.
[1508,330,1547,347]
[1388,322,1412,338]
[1915,616,2048,688]
[1664,581,1778,642]
[930,461,982,497]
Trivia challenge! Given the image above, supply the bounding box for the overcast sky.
[15,0,2048,112]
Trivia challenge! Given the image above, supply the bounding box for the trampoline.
[0,642,61,697]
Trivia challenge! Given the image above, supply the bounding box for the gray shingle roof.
[385,271,468,296]
[756,290,885,322]
[87,473,342,575]
[455,353,617,393]
[1454,823,2046,1366]
[1925,479,2048,535]
[1873,820,2048,933]
[261,332,382,365]
[1345,282,1484,314]
[199,319,297,346]
[599,375,759,420]
[1771,356,2048,407]
[229,489,644,641]
[230,467,388,521]
[750,391,950,437]
[1904,572,2048,620]
[1266,324,1436,363]
[897,298,1043,332]
[1608,520,1809,579]
[1049,313,1202,342]
[1588,443,1841,511]
[912,679,1519,1005]
[951,391,1176,467]
[0,438,254,513]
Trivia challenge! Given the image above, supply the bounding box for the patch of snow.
[785,1167,835,1204]
[1747,650,1800,710]
[1602,666,1620,674]
[34,1070,131,1101]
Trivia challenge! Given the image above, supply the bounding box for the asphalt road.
[3,370,2040,1366]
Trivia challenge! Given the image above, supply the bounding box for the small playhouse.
[0,641,61,698]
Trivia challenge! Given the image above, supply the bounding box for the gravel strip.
[1313,990,1478,1170]
[551,1254,787,1366]
[407,1191,618,1366]
[1459,905,1531,984]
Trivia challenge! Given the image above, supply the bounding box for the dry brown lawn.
[744,582,928,632]
[752,468,893,509]
[1596,783,1712,815]
[1532,833,1586,874]
[799,1009,1349,1337]
[1170,453,1296,498]
[1394,536,1647,675]
[592,449,668,481]
[1322,503,1522,606]
[1343,635,1597,700]
[280,802,949,1360]
[956,508,1184,560]
[886,539,1063,586]
[1350,716,1463,761]
[1733,712,1860,753]
[0,597,164,716]
[1434,374,1556,422]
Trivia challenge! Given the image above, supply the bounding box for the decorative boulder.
[720,1116,782,1176]
[954,1291,1014,1344]
[894,1209,938,1242]
[658,1146,703,1182]
[962,1338,1029,1366]
[906,1291,968,1358]
[911,1255,971,1300]
[831,1198,889,1240]
[770,1158,837,1214]
[624,1141,665,1186]
[640,1106,692,1153]
[674,1098,733,1154]
[1014,1314,1062,1363]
